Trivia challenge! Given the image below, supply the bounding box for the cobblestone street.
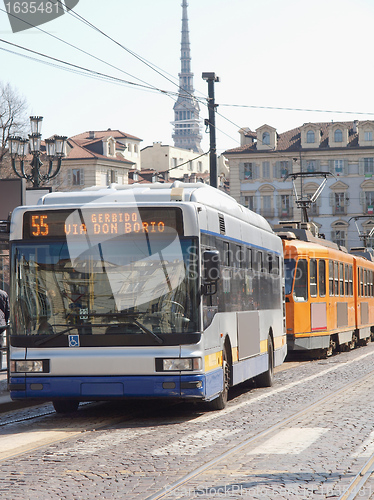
[1,344,374,499]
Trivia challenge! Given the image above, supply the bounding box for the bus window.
[340,263,344,296]
[294,259,308,301]
[224,242,230,267]
[310,259,317,297]
[235,245,243,268]
[319,260,326,297]
[329,260,334,296]
[259,251,263,273]
[284,259,296,296]
[247,248,252,270]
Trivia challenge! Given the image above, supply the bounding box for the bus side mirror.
[202,250,220,295]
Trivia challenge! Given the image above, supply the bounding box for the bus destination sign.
[23,208,183,239]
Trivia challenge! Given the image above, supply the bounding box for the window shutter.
[343,159,349,175]
[239,163,244,180]
[359,159,365,176]
[331,231,336,241]
[254,164,260,180]
[315,159,320,170]
[359,191,365,205]
[67,169,72,185]
[329,192,334,207]
[273,162,280,179]
[252,196,257,211]
[317,195,322,207]
[344,192,350,206]
[80,169,85,185]
[240,195,245,205]
[276,194,281,210]
[288,161,293,175]
[328,160,334,173]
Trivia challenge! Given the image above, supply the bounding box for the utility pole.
[202,72,219,188]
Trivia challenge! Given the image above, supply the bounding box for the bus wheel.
[52,400,80,414]
[255,336,274,388]
[208,346,230,410]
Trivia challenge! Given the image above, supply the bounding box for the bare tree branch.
[0,82,29,165]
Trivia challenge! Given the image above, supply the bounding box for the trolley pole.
[202,72,219,188]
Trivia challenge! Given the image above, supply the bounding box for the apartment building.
[224,121,374,249]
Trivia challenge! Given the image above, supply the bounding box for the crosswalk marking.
[151,428,240,456]
[247,427,329,455]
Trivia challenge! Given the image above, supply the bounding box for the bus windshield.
[11,235,199,339]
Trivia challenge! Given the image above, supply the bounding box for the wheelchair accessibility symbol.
[68,335,80,347]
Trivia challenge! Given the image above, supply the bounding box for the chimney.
[190,173,196,183]
[89,131,95,139]
[353,120,359,134]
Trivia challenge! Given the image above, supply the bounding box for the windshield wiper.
[34,325,82,346]
[89,312,164,344]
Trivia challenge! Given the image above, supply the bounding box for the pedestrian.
[0,288,9,334]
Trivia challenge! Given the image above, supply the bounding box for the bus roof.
[37,182,274,233]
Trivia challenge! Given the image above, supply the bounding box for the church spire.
[172,0,202,153]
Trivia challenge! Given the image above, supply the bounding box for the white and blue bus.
[8,182,286,413]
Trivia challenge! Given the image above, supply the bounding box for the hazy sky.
[1,0,373,155]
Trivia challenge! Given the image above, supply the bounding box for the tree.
[0,82,28,164]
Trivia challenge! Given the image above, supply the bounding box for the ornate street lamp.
[9,116,67,188]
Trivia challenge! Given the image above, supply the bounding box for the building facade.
[224,120,374,250]
[53,129,142,191]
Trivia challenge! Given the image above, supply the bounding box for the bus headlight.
[10,360,49,373]
[156,358,202,372]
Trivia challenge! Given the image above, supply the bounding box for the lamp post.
[9,116,67,188]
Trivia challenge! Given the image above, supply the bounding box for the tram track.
[145,359,374,499]
[1,348,374,499]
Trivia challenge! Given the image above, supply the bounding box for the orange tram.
[276,224,374,358]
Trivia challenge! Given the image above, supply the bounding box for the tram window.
[224,242,230,267]
[340,263,344,296]
[334,262,339,296]
[349,265,353,296]
[293,259,308,301]
[310,259,317,297]
[365,269,368,296]
[360,268,364,296]
[284,259,296,295]
[319,260,326,297]
[345,264,349,295]
[329,260,334,295]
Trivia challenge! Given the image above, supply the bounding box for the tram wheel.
[255,336,274,388]
[349,333,358,350]
[52,400,80,414]
[208,346,230,410]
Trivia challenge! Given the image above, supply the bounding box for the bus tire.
[255,336,274,388]
[53,400,79,414]
[208,346,230,411]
